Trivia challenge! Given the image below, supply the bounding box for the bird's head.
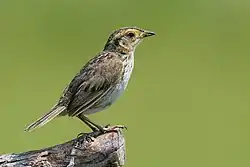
[104,27,155,53]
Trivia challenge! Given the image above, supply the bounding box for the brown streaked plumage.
[25,27,155,132]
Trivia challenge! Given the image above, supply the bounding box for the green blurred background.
[0,0,250,166]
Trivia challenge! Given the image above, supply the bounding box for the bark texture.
[0,126,126,167]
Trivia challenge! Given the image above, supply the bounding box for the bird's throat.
[104,41,132,55]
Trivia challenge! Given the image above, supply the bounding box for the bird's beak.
[142,31,156,38]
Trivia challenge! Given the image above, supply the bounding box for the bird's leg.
[77,115,98,132]
[77,114,104,132]
[82,115,106,133]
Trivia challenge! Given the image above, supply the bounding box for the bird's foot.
[75,125,127,149]
[91,124,110,133]
[102,124,127,132]
[90,124,127,134]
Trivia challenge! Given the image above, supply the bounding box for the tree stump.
[0,126,126,167]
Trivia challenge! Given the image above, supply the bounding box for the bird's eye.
[126,32,135,38]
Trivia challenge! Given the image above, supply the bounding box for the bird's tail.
[24,106,66,132]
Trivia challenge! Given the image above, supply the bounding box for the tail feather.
[24,106,66,132]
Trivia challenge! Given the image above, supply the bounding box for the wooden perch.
[0,126,126,167]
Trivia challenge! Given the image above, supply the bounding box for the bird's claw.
[87,124,127,134]
[102,125,127,132]
[104,124,110,128]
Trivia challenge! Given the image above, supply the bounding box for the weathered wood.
[0,126,126,167]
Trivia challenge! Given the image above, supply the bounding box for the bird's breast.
[121,53,134,89]
[110,53,134,101]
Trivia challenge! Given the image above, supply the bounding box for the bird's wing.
[63,52,124,117]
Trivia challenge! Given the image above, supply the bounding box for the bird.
[24,27,155,132]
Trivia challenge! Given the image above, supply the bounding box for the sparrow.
[25,27,155,132]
